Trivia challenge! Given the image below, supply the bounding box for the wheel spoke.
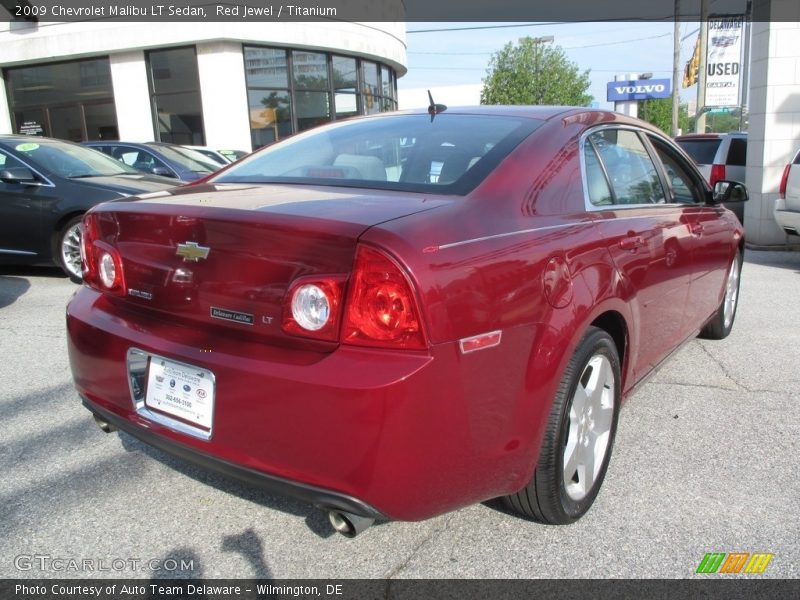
[563,352,616,502]
[61,224,83,279]
[723,255,739,328]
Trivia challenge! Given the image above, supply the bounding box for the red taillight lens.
[282,276,344,342]
[779,163,791,199]
[342,246,427,350]
[80,213,126,296]
[710,163,726,187]
[80,213,98,282]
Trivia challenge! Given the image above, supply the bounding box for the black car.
[83,141,222,182]
[0,135,177,281]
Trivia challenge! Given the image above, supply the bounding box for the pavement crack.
[696,341,751,392]
[383,513,454,583]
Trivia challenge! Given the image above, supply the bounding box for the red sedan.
[66,106,746,537]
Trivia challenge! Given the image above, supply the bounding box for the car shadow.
[744,249,800,273]
[0,275,31,308]
[117,431,374,539]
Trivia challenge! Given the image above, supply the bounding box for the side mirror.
[0,167,37,184]
[712,180,748,203]
[151,166,176,178]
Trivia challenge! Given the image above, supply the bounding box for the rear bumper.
[83,397,385,519]
[67,287,542,521]
[774,199,800,235]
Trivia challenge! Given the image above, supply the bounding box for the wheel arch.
[589,310,629,390]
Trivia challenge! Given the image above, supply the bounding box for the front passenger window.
[647,136,705,204]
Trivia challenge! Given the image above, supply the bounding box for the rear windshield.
[213,114,542,194]
[146,144,218,174]
[675,138,722,165]
[726,138,747,166]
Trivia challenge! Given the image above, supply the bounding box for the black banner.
[0,0,793,23]
[2,579,799,600]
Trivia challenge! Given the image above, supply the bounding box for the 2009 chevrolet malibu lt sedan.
[67,106,746,537]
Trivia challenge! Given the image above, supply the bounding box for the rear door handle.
[618,235,644,251]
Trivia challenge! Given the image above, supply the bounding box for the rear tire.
[505,327,621,524]
[699,250,741,340]
[55,215,83,283]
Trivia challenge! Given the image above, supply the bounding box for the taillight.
[779,163,791,199]
[709,163,726,187]
[282,276,344,342]
[80,213,98,282]
[80,213,126,296]
[342,245,427,350]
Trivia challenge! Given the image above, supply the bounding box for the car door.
[0,147,59,260]
[583,127,694,380]
[646,133,733,329]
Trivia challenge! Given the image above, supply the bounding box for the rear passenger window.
[726,138,747,166]
[587,129,666,205]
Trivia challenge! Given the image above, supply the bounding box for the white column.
[109,51,155,141]
[744,5,800,246]
[0,73,12,134]
[196,42,252,152]
[613,74,638,118]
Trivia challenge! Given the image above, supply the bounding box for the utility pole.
[695,0,709,133]
[671,0,681,135]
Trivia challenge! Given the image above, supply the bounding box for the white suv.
[774,147,800,236]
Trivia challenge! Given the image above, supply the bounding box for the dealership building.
[0,20,406,151]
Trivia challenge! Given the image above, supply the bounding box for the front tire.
[56,215,83,283]
[505,327,621,524]
[699,250,741,340]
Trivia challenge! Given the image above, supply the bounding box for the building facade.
[0,21,406,152]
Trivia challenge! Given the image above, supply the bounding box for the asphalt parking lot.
[1,251,798,580]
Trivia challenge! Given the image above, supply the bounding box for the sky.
[397,21,703,109]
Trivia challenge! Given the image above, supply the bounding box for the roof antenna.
[427,90,447,122]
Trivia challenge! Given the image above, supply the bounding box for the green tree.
[480,38,592,106]
[638,99,691,135]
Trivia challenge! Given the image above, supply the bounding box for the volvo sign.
[607,79,672,102]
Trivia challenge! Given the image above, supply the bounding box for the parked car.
[0,135,177,280]
[84,141,222,182]
[184,146,249,165]
[774,146,800,236]
[675,132,747,223]
[219,149,249,162]
[67,107,746,537]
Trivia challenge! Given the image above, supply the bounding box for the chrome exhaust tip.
[328,510,374,538]
[93,414,117,433]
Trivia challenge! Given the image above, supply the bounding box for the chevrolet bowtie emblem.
[176,241,210,262]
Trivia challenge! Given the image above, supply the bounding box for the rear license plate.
[144,357,215,431]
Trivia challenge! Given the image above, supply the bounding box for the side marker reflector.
[459,330,502,354]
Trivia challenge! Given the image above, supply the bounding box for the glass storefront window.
[147,47,205,145]
[332,56,357,92]
[361,61,380,115]
[292,51,329,91]
[335,93,359,119]
[244,47,288,88]
[6,57,118,141]
[243,46,396,148]
[296,91,331,132]
[248,89,292,148]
